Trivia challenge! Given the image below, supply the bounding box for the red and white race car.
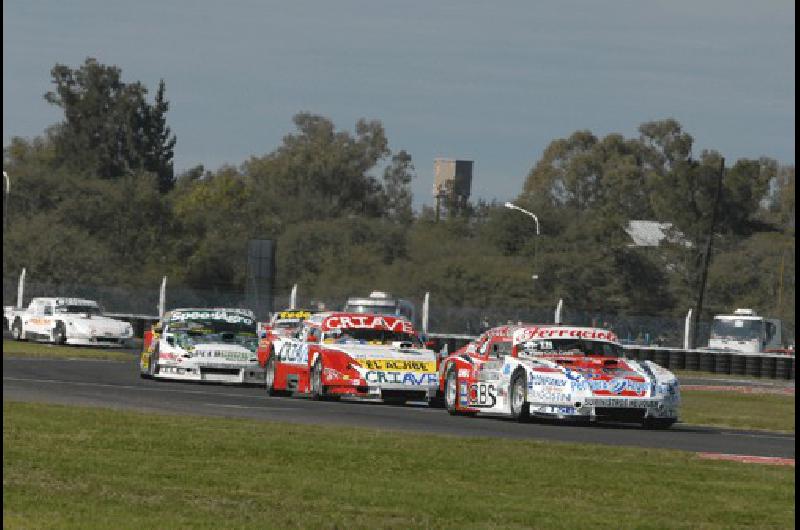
[256,309,313,368]
[438,324,680,428]
[264,312,439,405]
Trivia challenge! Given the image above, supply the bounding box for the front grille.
[594,408,647,422]
[201,367,240,376]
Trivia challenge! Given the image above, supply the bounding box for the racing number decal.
[468,383,497,408]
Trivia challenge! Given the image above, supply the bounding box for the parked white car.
[4,297,134,347]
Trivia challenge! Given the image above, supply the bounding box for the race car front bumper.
[156,362,265,384]
[529,395,679,422]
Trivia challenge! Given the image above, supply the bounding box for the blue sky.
[3,0,795,207]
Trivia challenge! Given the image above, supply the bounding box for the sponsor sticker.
[361,359,436,372]
[468,383,497,408]
[365,371,438,386]
[585,398,660,408]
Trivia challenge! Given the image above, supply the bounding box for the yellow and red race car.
[263,311,438,405]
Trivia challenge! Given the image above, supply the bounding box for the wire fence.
[1,275,742,348]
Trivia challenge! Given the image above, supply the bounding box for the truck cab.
[344,291,415,323]
[708,308,787,354]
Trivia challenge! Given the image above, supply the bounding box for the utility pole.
[690,157,725,348]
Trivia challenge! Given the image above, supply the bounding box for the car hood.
[323,343,436,363]
[529,355,658,397]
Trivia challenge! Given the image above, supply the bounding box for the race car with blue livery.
[440,324,680,428]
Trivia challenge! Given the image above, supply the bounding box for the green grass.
[3,401,795,529]
[680,390,795,432]
[2,339,136,361]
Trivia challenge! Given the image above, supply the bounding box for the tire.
[509,369,530,422]
[265,357,288,397]
[52,321,67,345]
[642,418,677,430]
[11,318,25,341]
[444,366,462,415]
[148,345,160,377]
[310,359,325,400]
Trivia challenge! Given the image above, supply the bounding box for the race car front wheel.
[509,369,530,422]
[445,367,476,417]
[148,346,160,378]
[266,357,288,397]
[310,359,325,400]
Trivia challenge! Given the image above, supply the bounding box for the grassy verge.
[680,390,795,432]
[4,401,795,529]
[2,339,136,361]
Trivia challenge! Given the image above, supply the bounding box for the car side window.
[43,305,53,316]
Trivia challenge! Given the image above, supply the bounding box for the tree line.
[2,59,795,339]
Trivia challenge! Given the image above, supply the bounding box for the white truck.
[344,291,416,322]
[707,308,791,354]
[4,297,134,347]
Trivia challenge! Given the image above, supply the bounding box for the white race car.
[5,297,133,347]
[140,308,264,384]
[441,325,680,428]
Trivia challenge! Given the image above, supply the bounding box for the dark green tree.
[44,58,176,186]
[382,150,415,224]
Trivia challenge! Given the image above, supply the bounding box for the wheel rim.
[445,371,456,408]
[312,363,321,395]
[511,375,525,415]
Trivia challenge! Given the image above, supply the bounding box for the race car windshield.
[325,328,421,347]
[710,319,762,341]
[55,304,102,315]
[520,338,622,357]
[170,319,258,351]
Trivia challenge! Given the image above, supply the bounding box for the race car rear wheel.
[11,318,25,341]
[509,369,530,422]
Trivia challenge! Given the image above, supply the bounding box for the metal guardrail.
[623,346,795,380]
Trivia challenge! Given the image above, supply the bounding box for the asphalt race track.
[3,357,794,459]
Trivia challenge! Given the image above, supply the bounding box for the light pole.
[504,202,540,280]
[3,171,9,277]
[3,171,8,231]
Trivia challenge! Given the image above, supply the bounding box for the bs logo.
[469,383,497,408]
